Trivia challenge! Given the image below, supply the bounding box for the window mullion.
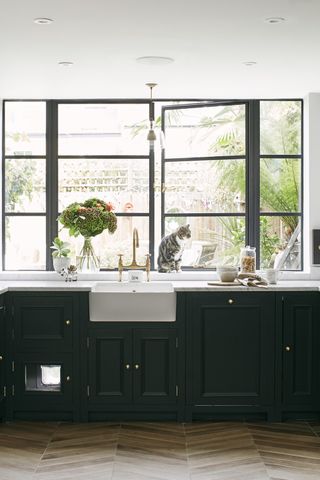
[46,101,59,270]
[247,100,260,266]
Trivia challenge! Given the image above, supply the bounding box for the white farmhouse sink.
[90,282,176,322]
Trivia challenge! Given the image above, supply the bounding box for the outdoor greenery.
[199,101,301,268]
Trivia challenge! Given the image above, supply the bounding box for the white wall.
[304,93,320,278]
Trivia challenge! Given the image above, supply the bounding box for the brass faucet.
[118,228,151,282]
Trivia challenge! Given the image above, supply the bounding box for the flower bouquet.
[58,198,117,271]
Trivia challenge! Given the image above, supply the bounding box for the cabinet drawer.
[190,292,273,308]
[12,295,73,351]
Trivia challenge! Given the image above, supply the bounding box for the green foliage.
[58,198,117,238]
[202,101,301,267]
[5,158,36,211]
[50,237,71,258]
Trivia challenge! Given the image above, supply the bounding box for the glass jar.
[240,246,256,274]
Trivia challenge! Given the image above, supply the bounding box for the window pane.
[5,102,46,156]
[5,158,46,213]
[164,104,246,159]
[60,216,149,269]
[5,216,46,270]
[260,101,301,155]
[164,216,245,268]
[165,159,245,214]
[260,158,301,213]
[260,216,301,270]
[58,158,149,213]
[58,104,149,155]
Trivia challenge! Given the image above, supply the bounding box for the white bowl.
[217,267,238,283]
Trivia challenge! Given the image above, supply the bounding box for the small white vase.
[53,257,71,273]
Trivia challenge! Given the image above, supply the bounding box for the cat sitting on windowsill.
[157,224,191,273]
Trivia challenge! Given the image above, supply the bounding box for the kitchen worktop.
[0,279,319,294]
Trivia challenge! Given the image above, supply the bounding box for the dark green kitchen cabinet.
[11,294,74,351]
[0,296,5,418]
[186,292,276,417]
[12,352,74,414]
[88,327,132,404]
[6,292,85,421]
[280,293,320,413]
[88,326,178,409]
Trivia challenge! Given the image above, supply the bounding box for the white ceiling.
[0,0,319,99]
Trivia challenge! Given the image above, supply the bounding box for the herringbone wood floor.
[0,421,319,480]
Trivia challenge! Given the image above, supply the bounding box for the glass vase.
[77,237,100,272]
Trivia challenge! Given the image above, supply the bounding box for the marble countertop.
[0,279,319,294]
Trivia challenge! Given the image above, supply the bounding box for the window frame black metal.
[2,98,303,271]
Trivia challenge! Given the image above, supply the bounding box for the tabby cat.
[157,224,191,273]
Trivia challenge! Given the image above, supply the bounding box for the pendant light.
[146,82,157,150]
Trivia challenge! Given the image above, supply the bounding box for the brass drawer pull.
[228,299,234,305]
[0,355,3,361]
[66,376,71,382]
[125,364,131,370]
[285,346,291,352]
[65,320,71,326]
[134,364,140,370]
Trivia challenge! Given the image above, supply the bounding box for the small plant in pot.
[51,237,71,273]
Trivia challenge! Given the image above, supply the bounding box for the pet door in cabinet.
[160,101,247,269]
[13,353,73,411]
[25,364,62,392]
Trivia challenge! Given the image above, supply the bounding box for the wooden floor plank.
[0,421,319,480]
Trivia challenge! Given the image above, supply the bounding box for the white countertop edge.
[0,280,319,293]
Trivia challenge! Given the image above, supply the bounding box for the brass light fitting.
[146,82,157,148]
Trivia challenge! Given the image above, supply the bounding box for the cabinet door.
[12,295,73,351]
[282,293,320,408]
[0,299,5,405]
[88,328,132,404]
[188,293,275,406]
[13,352,73,411]
[133,328,177,405]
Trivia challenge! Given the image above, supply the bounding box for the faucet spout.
[118,228,151,280]
[132,228,139,264]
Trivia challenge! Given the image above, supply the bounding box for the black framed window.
[3,101,47,270]
[56,102,152,269]
[2,98,303,271]
[258,100,303,270]
[161,101,247,268]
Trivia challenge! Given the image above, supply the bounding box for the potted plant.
[51,237,71,273]
[58,198,117,271]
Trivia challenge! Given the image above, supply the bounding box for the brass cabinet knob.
[134,364,140,370]
[285,346,291,352]
[228,299,234,304]
[125,364,131,370]
[0,355,3,361]
[65,320,71,326]
[66,376,71,382]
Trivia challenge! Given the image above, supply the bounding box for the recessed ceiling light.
[265,17,286,24]
[136,56,174,66]
[243,61,257,67]
[58,61,74,67]
[34,17,54,25]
